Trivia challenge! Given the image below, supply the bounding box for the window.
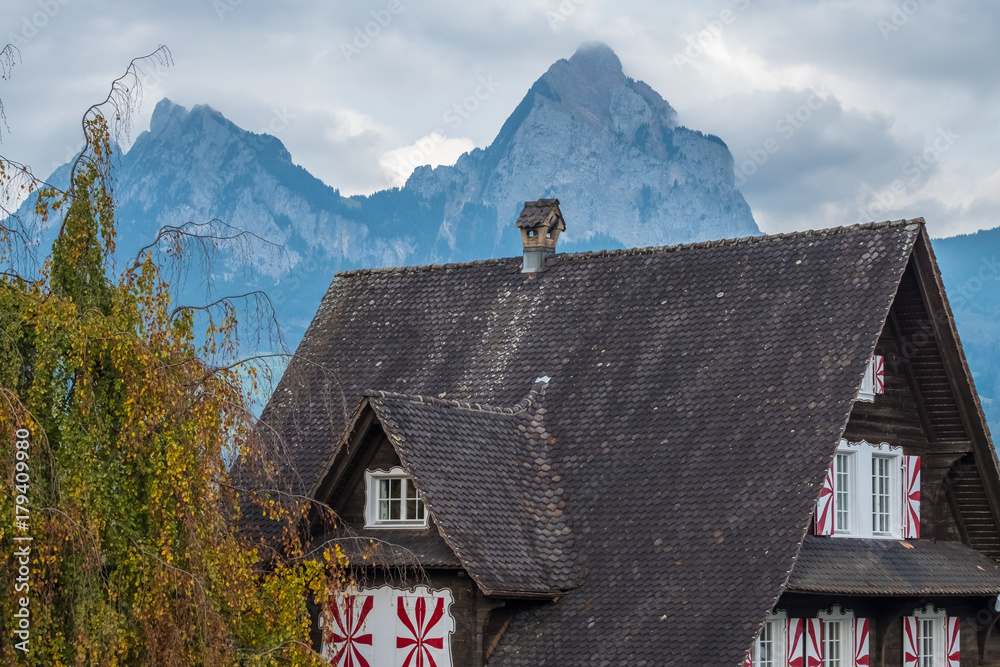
[904,605,959,667]
[871,455,892,535]
[751,614,787,667]
[816,605,862,667]
[834,453,851,533]
[920,618,936,667]
[856,355,885,402]
[823,620,842,667]
[815,440,919,539]
[364,467,428,529]
[745,609,869,667]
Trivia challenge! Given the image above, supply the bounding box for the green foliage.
[1,69,344,665]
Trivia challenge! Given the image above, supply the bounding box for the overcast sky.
[2,0,998,238]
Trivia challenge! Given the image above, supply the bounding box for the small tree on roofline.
[0,47,346,666]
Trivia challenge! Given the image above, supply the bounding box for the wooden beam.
[888,308,937,443]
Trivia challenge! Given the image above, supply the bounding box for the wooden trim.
[307,405,377,531]
[888,309,937,443]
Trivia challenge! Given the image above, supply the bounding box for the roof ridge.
[333,218,924,278]
[365,378,549,415]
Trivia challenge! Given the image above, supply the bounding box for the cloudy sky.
[2,0,998,238]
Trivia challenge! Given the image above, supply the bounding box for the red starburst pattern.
[326,594,374,667]
[396,596,446,667]
[872,355,885,394]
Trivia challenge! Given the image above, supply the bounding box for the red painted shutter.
[325,594,374,667]
[786,618,803,667]
[872,355,885,395]
[853,617,870,667]
[902,455,921,538]
[946,616,960,667]
[815,464,835,535]
[903,616,919,667]
[804,618,822,667]
[743,648,753,667]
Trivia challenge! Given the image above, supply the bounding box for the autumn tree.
[0,47,344,666]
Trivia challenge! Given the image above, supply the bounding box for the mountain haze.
[16,43,758,339]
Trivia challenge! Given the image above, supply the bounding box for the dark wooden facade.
[772,248,1000,666]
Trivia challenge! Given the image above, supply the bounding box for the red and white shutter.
[903,616,920,667]
[946,616,960,667]
[743,649,753,667]
[871,355,885,395]
[804,618,823,667]
[902,455,921,538]
[324,594,374,667]
[396,595,449,667]
[815,464,836,536]
[853,618,870,667]
[786,618,804,667]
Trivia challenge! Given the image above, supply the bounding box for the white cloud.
[378,133,475,188]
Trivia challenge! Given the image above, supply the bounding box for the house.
[256,199,1000,665]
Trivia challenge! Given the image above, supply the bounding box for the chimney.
[516,199,565,273]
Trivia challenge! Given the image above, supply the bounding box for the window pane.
[389,498,401,520]
[835,454,850,532]
[824,621,841,667]
[379,479,390,501]
[920,619,935,667]
[415,500,425,520]
[756,621,774,667]
[379,499,390,521]
[872,456,891,534]
[389,478,402,499]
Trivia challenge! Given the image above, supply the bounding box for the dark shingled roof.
[514,198,565,231]
[365,382,584,596]
[259,220,923,665]
[316,528,462,569]
[787,535,1000,595]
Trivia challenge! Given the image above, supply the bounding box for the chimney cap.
[515,199,566,232]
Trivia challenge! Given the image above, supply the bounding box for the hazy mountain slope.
[13,42,759,346]
[934,228,1000,439]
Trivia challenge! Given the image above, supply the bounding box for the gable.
[842,250,1000,559]
[308,404,461,570]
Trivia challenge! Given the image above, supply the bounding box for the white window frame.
[754,612,787,667]
[857,355,883,402]
[912,604,947,667]
[364,467,429,529]
[818,605,855,667]
[832,439,903,540]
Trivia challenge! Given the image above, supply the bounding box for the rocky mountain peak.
[531,42,677,133]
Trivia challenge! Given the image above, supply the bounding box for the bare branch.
[67,45,173,189]
[0,44,21,141]
[128,219,282,272]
